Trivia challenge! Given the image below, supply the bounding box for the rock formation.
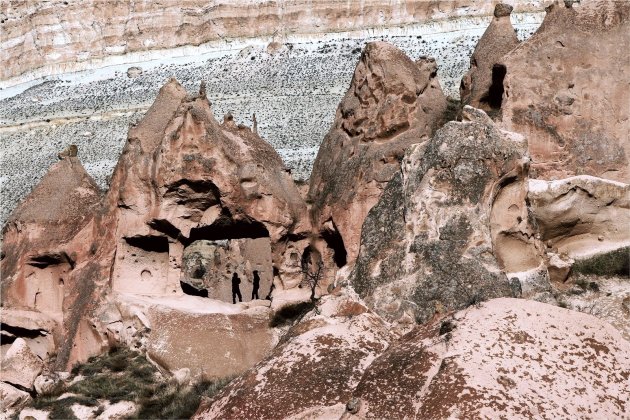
[350,298,630,419]
[308,42,447,267]
[104,78,309,300]
[351,107,545,329]
[499,0,630,182]
[1,0,545,84]
[195,293,391,419]
[460,3,520,113]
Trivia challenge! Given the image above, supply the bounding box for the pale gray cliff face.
[0,8,544,227]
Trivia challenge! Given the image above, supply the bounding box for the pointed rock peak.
[7,155,100,225]
[129,77,188,152]
[494,3,513,17]
[57,144,78,160]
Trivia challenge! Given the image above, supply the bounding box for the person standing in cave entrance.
[251,270,260,300]
[231,272,242,304]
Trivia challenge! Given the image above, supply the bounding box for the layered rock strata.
[308,41,447,267]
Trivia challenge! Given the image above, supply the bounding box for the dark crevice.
[480,64,507,110]
[27,252,74,269]
[1,323,47,345]
[149,219,182,240]
[322,222,348,268]
[180,281,209,298]
[186,209,269,244]
[124,236,169,253]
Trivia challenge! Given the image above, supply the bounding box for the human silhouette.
[231,272,242,304]
[251,270,260,300]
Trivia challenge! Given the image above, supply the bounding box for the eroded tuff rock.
[308,41,447,266]
[349,298,630,419]
[528,176,630,258]
[0,154,107,369]
[352,107,545,328]
[0,338,44,390]
[195,293,391,419]
[460,3,519,112]
[500,0,630,182]
[105,78,308,298]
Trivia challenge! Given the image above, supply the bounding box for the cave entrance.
[181,236,273,303]
[112,235,171,295]
[480,64,507,112]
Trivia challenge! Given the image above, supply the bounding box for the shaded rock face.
[349,298,630,419]
[352,107,542,327]
[106,79,308,300]
[0,338,44,390]
[500,0,630,182]
[195,294,391,419]
[460,3,519,114]
[308,41,447,266]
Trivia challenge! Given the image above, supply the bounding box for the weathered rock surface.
[500,0,630,182]
[352,107,542,328]
[195,293,391,419]
[528,176,630,258]
[1,0,545,83]
[114,294,277,380]
[349,298,630,419]
[308,41,447,266]
[106,79,308,300]
[0,309,56,361]
[460,3,519,112]
[0,382,31,414]
[0,338,44,390]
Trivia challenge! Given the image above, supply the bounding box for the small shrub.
[572,247,629,277]
[269,301,315,328]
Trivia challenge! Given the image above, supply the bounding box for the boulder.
[349,298,630,419]
[195,294,391,419]
[351,107,543,328]
[308,41,447,266]
[0,382,31,413]
[500,0,630,182]
[116,294,277,380]
[0,338,44,389]
[460,3,519,113]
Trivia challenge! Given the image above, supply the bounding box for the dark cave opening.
[186,211,269,244]
[481,64,507,110]
[124,235,170,253]
[322,226,347,268]
[179,281,209,298]
[27,252,74,269]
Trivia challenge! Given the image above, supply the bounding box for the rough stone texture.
[352,107,542,328]
[0,309,56,361]
[528,176,630,258]
[0,5,546,229]
[0,155,107,370]
[308,41,447,265]
[460,3,520,113]
[0,382,31,414]
[500,0,630,182]
[105,78,308,301]
[195,293,391,419]
[349,298,630,419]
[0,1,545,83]
[0,338,44,390]
[145,303,275,380]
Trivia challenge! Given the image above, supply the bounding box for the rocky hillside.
[0,0,545,227]
[1,1,629,419]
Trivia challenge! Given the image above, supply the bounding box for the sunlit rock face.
[308,41,447,267]
[351,107,546,331]
[499,0,630,182]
